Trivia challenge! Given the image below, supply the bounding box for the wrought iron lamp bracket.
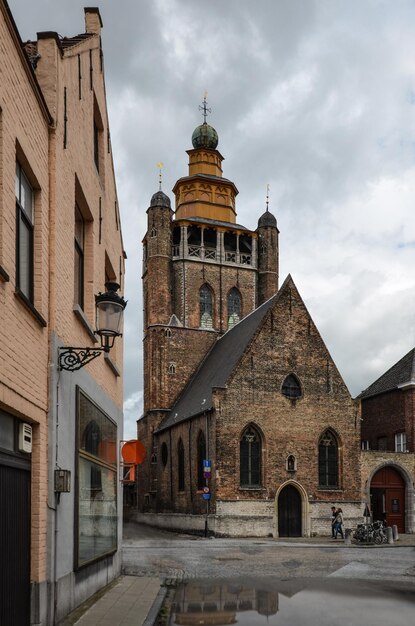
[58,346,104,371]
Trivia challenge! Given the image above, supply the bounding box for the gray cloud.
[10,0,415,438]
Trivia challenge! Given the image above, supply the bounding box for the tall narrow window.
[227,288,241,329]
[93,95,104,179]
[240,425,261,487]
[200,284,213,328]
[318,430,338,488]
[395,432,406,452]
[197,431,206,490]
[178,438,185,491]
[74,203,84,308]
[15,162,34,302]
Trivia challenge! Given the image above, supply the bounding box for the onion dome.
[150,190,171,208]
[258,209,277,228]
[192,122,218,150]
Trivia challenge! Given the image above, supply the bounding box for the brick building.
[135,108,363,537]
[359,349,415,533]
[0,4,125,625]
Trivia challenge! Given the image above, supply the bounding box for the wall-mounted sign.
[391,498,400,513]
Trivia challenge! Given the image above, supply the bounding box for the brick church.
[134,102,366,537]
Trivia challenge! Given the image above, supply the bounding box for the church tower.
[142,98,279,418]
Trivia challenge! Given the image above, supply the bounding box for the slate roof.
[359,348,415,399]
[156,279,290,433]
[23,33,93,58]
[60,33,95,49]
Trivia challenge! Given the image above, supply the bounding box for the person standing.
[334,508,344,539]
[331,506,337,538]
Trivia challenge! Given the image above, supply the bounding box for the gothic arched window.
[282,374,302,399]
[178,438,185,491]
[161,442,168,467]
[200,284,213,328]
[197,431,206,490]
[240,425,261,488]
[318,430,338,488]
[227,288,241,329]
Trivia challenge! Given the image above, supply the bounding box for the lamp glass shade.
[96,300,124,336]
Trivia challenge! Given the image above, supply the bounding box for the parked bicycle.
[351,520,387,544]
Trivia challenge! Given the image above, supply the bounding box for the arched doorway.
[278,484,302,537]
[370,466,405,533]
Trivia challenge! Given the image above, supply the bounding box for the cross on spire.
[266,183,270,212]
[157,161,163,191]
[199,91,211,123]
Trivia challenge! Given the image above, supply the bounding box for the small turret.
[257,189,279,304]
[144,170,173,326]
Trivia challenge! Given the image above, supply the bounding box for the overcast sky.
[10,0,415,439]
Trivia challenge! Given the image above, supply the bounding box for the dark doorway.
[278,484,302,537]
[0,462,31,626]
[370,466,405,533]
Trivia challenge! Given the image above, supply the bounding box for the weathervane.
[199,90,211,123]
[266,183,270,212]
[157,161,164,191]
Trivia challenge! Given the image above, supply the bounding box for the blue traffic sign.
[202,493,211,501]
[203,459,212,467]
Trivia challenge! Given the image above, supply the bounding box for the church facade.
[135,107,365,537]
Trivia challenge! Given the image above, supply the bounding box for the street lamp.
[58,282,127,371]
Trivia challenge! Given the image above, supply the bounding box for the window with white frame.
[15,162,34,302]
[395,432,407,452]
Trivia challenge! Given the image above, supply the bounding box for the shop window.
[77,388,117,568]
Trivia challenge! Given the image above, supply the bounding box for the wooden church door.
[278,484,302,537]
[370,466,405,533]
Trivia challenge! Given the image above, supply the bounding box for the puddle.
[165,578,415,625]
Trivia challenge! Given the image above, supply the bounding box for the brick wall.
[0,4,50,584]
[36,31,125,405]
[361,390,410,451]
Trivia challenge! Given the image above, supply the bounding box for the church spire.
[199,91,211,124]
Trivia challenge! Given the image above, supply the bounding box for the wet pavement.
[58,523,415,625]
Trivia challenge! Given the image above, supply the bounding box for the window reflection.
[77,389,117,568]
